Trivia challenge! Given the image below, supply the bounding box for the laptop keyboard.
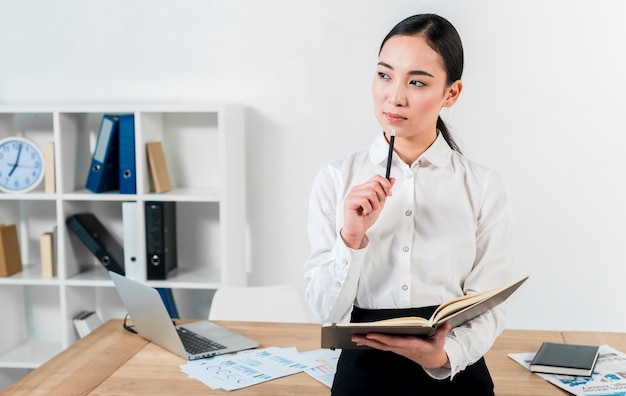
[177,327,226,355]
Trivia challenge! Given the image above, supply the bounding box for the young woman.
[304,14,513,395]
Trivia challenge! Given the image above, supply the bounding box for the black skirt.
[331,306,494,396]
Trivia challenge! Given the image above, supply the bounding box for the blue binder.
[156,288,179,318]
[85,115,120,193]
[118,114,136,194]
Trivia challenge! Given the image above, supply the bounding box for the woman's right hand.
[340,175,395,249]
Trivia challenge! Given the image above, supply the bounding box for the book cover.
[66,213,125,276]
[81,311,103,336]
[321,276,528,350]
[85,114,120,193]
[40,231,55,278]
[72,310,102,338]
[118,114,136,194]
[530,342,600,376]
[146,141,172,193]
[44,141,56,193]
[0,224,23,277]
[72,310,90,337]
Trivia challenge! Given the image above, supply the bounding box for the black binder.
[66,213,125,275]
[145,201,177,280]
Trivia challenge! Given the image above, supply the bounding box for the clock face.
[0,137,45,193]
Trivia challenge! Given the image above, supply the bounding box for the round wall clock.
[0,136,45,193]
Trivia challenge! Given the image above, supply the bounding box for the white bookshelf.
[0,104,247,381]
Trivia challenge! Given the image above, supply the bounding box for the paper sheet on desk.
[180,347,326,391]
[509,345,626,396]
[299,348,341,387]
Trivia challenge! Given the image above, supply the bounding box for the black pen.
[385,128,395,180]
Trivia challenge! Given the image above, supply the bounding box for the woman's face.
[372,34,459,141]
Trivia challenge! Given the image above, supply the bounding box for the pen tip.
[391,128,396,137]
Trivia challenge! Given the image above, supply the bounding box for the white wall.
[1,0,625,332]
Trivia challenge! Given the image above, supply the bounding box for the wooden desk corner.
[3,320,326,395]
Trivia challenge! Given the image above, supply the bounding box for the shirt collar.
[370,130,453,168]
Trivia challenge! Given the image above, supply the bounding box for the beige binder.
[146,141,172,193]
[0,224,22,277]
[40,231,55,278]
[44,141,56,193]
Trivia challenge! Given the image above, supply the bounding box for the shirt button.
[402,246,409,252]
[418,160,422,166]
[343,259,348,266]
[405,210,412,216]
[334,281,341,288]
[401,285,409,291]
[407,173,413,179]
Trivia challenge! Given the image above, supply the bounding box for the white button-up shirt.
[304,131,513,378]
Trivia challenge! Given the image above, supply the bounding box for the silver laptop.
[109,271,259,360]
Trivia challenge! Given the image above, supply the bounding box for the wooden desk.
[5,320,626,395]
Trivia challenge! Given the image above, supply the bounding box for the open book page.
[431,277,526,324]
[334,276,528,327]
[321,276,528,349]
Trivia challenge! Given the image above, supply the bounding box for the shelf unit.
[0,104,247,382]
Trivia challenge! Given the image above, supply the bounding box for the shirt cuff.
[422,337,464,380]
[337,234,369,269]
[422,365,451,380]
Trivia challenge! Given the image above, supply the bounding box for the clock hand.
[7,163,38,168]
[8,144,23,177]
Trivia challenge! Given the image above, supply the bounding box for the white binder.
[122,201,142,280]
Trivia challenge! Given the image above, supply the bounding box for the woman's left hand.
[351,323,452,369]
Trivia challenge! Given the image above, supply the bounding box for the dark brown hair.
[380,14,464,153]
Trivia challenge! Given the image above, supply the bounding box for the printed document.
[509,345,626,396]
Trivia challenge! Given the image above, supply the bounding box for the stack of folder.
[80,114,178,280]
[66,205,178,281]
[85,114,136,194]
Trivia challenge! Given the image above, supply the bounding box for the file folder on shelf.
[85,115,120,193]
[145,201,177,280]
[72,310,103,338]
[157,288,180,319]
[44,141,56,193]
[122,201,141,280]
[0,224,22,277]
[146,141,172,193]
[66,213,125,275]
[118,114,136,194]
[40,231,55,278]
